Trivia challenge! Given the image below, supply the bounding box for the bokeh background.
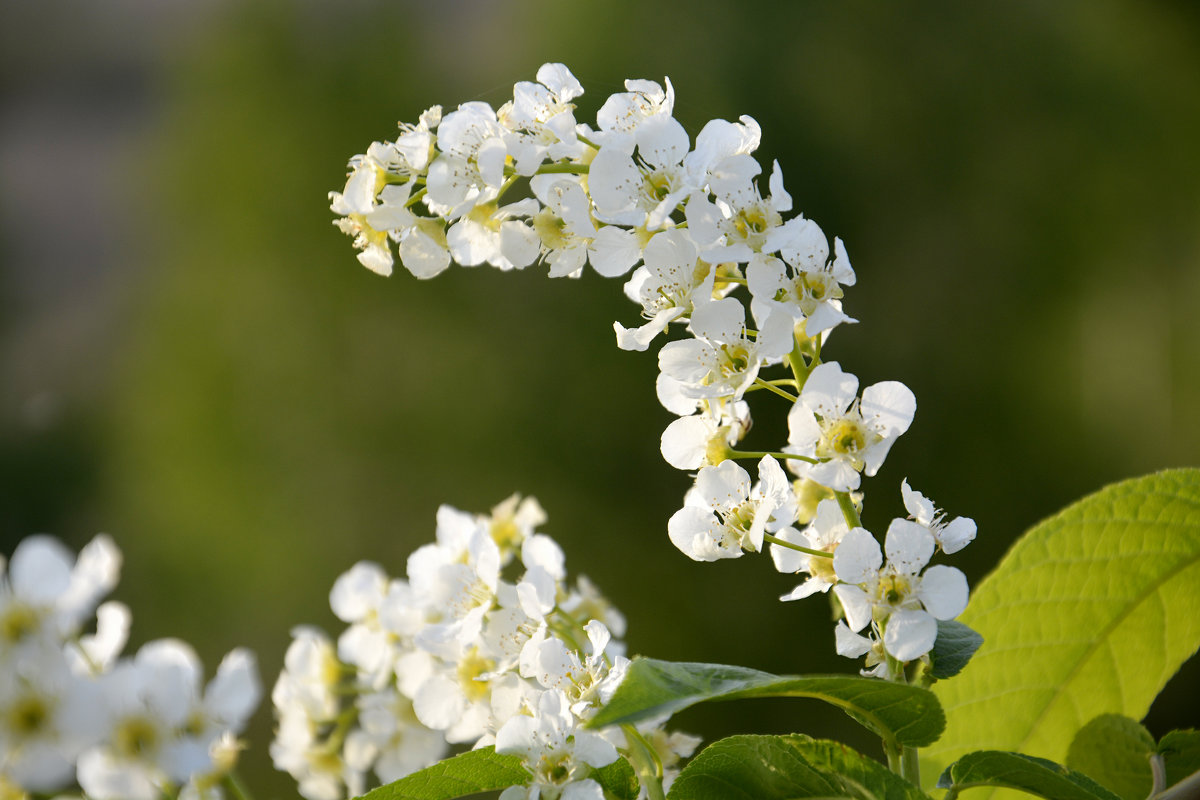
[2,0,1198,795]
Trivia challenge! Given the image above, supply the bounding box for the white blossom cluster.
[0,535,260,800]
[331,64,978,683]
[271,495,698,800]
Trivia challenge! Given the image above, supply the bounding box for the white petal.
[833,584,872,632]
[500,220,541,268]
[10,536,73,604]
[330,561,387,622]
[900,479,935,525]
[861,381,916,438]
[917,565,969,620]
[521,534,565,580]
[884,519,935,576]
[834,621,873,658]
[412,675,464,731]
[589,226,641,277]
[689,297,744,344]
[695,461,751,510]
[398,228,451,279]
[661,416,715,470]
[801,362,858,418]
[883,609,938,661]
[939,517,977,554]
[572,730,619,768]
[205,648,261,726]
[832,528,881,585]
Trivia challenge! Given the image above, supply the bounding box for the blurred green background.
[2,0,1198,795]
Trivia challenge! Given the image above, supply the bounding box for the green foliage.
[929,621,984,680]
[1157,729,1200,790]
[587,657,944,749]
[925,469,1200,793]
[356,747,528,800]
[936,752,1122,800]
[667,734,928,800]
[1066,715,1155,800]
[591,756,641,800]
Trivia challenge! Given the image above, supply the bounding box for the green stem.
[405,186,427,208]
[727,449,817,464]
[535,161,590,175]
[884,740,902,776]
[224,771,255,800]
[621,724,666,800]
[786,332,812,389]
[835,490,862,530]
[751,378,799,403]
[496,174,519,202]
[900,745,921,787]
[762,533,832,558]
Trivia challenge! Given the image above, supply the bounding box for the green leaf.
[1158,729,1200,790]
[924,469,1200,795]
[357,747,529,800]
[587,657,944,749]
[936,751,1123,800]
[1066,714,1155,800]
[930,620,985,679]
[591,756,641,800]
[667,734,929,800]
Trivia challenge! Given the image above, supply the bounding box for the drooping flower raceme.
[331,62,981,766]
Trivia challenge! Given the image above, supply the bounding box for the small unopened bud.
[793,478,835,525]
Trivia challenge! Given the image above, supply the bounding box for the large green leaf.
[936,751,1123,800]
[588,657,944,749]
[357,747,528,800]
[667,734,929,800]
[924,469,1200,794]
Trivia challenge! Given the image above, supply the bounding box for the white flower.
[659,399,750,470]
[831,525,969,663]
[487,493,550,562]
[425,102,508,219]
[0,655,102,792]
[786,361,915,491]
[668,456,796,561]
[350,689,447,784]
[770,497,850,601]
[271,628,360,800]
[495,690,617,800]
[500,63,587,175]
[407,507,501,653]
[1,534,120,666]
[520,621,628,720]
[79,640,258,800]
[900,480,977,554]
[595,77,675,139]
[589,113,694,230]
[658,297,793,401]
[521,178,640,279]
[446,198,542,271]
[614,229,713,352]
[749,218,855,336]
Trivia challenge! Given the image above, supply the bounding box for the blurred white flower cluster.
[0,535,260,800]
[332,63,979,684]
[271,496,697,800]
